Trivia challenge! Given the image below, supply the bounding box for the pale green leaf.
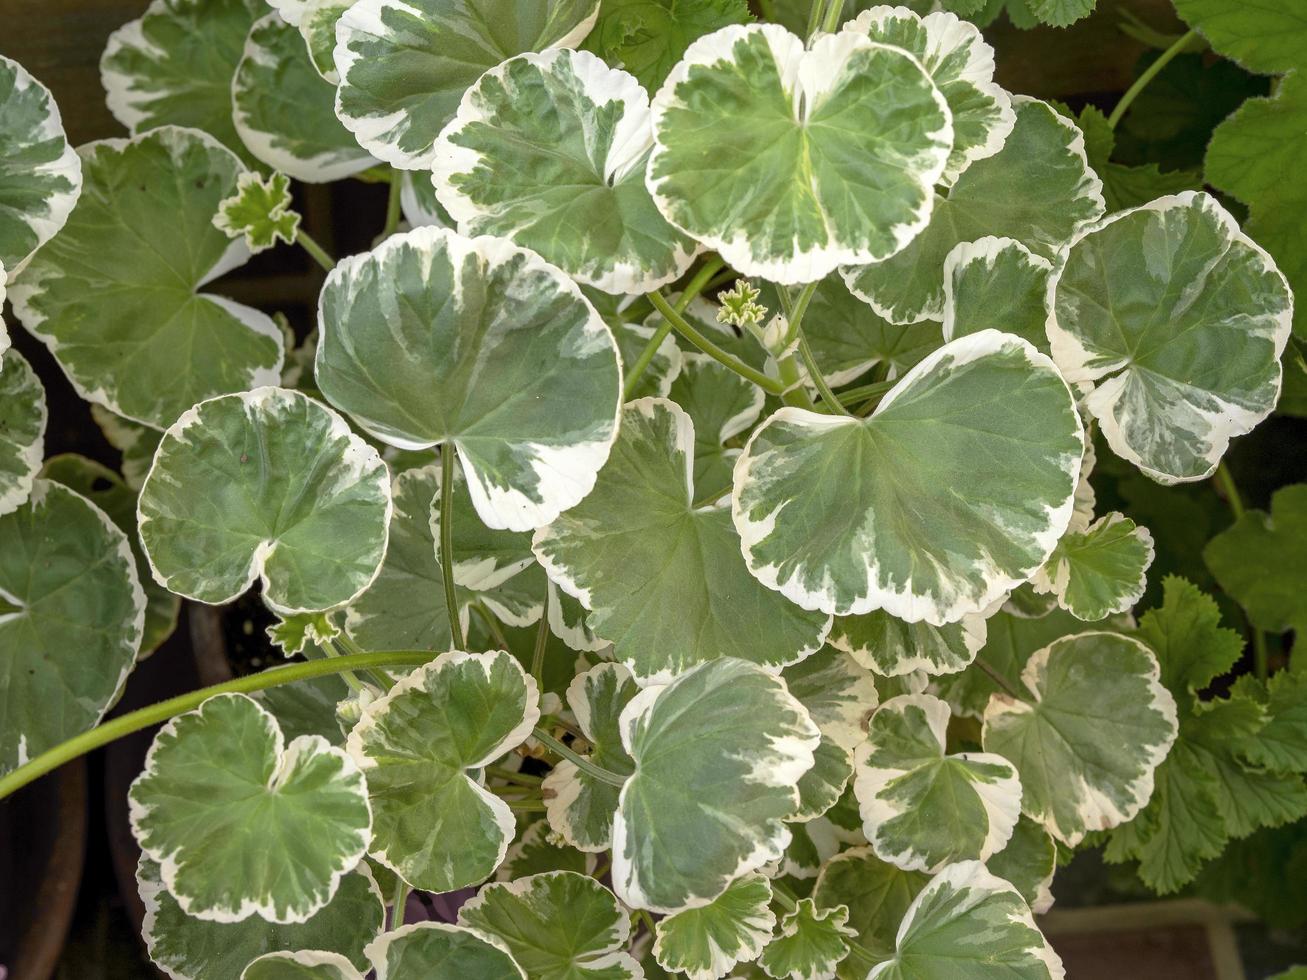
[830,609,987,678]
[1032,513,1154,621]
[941,237,1051,352]
[581,0,752,91]
[758,898,856,980]
[266,611,340,658]
[653,873,775,980]
[366,922,526,979]
[499,819,594,880]
[666,351,763,501]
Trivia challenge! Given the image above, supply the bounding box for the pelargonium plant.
[1,0,1305,977]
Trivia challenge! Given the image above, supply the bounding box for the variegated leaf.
[653,873,776,980]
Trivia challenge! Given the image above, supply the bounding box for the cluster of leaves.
[0,0,1305,978]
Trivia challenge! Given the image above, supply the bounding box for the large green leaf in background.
[130,694,372,923]
[581,0,751,92]
[854,694,1021,873]
[613,657,820,912]
[733,330,1083,624]
[648,24,952,284]
[316,226,621,531]
[139,857,385,980]
[138,387,391,614]
[0,350,45,516]
[346,650,540,892]
[99,0,265,165]
[233,14,378,182]
[1172,0,1307,75]
[652,872,775,980]
[0,480,144,774]
[459,871,639,978]
[869,862,1063,980]
[842,97,1104,324]
[432,49,698,294]
[8,126,284,428]
[983,632,1177,845]
[1205,484,1307,636]
[843,6,1013,185]
[0,56,81,271]
[1046,192,1292,485]
[333,0,599,169]
[534,398,830,683]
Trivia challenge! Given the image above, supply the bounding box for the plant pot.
[0,759,87,980]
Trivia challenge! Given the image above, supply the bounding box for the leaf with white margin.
[399,169,451,229]
[986,815,1056,914]
[653,872,776,980]
[648,25,952,285]
[783,647,879,753]
[535,398,830,684]
[543,662,638,851]
[613,657,821,912]
[548,583,606,653]
[941,237,1051,351]
[843,6,1014,186]
[981,632,1178,846]
[0,350,45,516]
[139,856,385,980]
[1031,513,1154,622]
[99,0,265,165]
[0,479,144,774]
[317,226,621,532]
[667,352,763,501]
[759,898,856,980]
[0,56,81,271]
[842,97,1104,325]
[793,737,856,821]
[214,171,301,253]
[1046,191,1293,485]
[614,319,684,400]
[91,404,161,490]
[269,0,357,81]
[41,454,180,658]
[138,387,391,615]
[333,0,599,170]
[829,609,987,678]
[346,649,540,892]
[811,847,927,974]
[243,950,362,979]
[366,922,526,979]
[129,693,371,924]
[433,49,698,294]
[853,694,1021,873]
[9,126,284,428]
[498,819,593,880]
[733,330,1084,624]
[868,861,1063,980]
[459,871,639,978]
[234,15,378,182]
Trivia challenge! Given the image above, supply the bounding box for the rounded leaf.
[242,951,362,980]
[941,236,1052,351]
[829,608,987,677]
[652,872,776,980]
[1031,512,1154,621]
[0,349,46,516]
[365,922,526,980]
[811,846,927,972]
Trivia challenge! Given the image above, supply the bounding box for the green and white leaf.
[234,15,377,182]
[842,97,1103,324]
[782,647,879,753]
[653,872,776,980]
[667,350,764,500]
[982,632,1178,845]
[346,649,540,892]
[267,611,340,658]
[90,404,162,490]
[648,24,952,284]
[333,0,600,169]
[535,398,830,684]
[941,237,1051,351]
[547,583,607,653]
[499,819,594,880]
[138,387,391,615]
[1031,513,1154,621]
[986,815,1056,914]
[316,226,621,531]
[843,6,1014,185]
[868,861,1063,980]
[759,898,856,980]
[542,662,638,851]
[433,48,698,293]
[0,480,144,774]
[829,609,987,678]
[243,950,363,980]
[459,871,639,978]
[99,0,264,164]
[399,169,452,228]
[40,454,180,657]
[129,693,371,924]
[0,350,45,516]
[795,738,857,822]
[268,0,358,81]
[1046,192,1293,484]
[139,857,385,980]
[613,657,821,912]
[811,847,927,973]
[854,694,1021,872]
[733,330,1083,624]
[214,171,301,253]
[0,56,81,271]
[8,126,284,428]
[365,922,526,980]
[614,319,684,399]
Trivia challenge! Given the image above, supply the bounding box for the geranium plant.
[1,0,1305,977]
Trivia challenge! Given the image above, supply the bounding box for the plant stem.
[974,656,1022,700]
[391,879,410,929]
[382,176,403,238]
[331,631,394,691]
[1213,462,1269,680]
[502,798,546,812]
[532,728,627,787]
[320,639,367,693]
[623,319,675,401]
[703,269,739,295]
[440,445,465,650]
[1107,29,1198,130]
[805,0,827,40]
[485,765,542,785]
[647,291,785,395]
[637,908,657,938]
[531,587,551,685]
[820,0,845,33]
[0,651,437,801]
[838,378,896,407]
[296,229,336,272]
[797,333,851,416]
